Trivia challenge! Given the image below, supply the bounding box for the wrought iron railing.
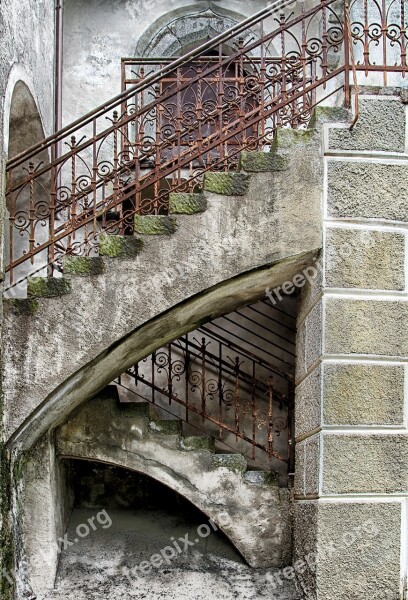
[116,330,294,468]
[5,0,407,287]
[113,300,296,470]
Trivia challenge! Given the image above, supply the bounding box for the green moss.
[63,256,105,276]
[134,215,178,235]
[27,277,71,298]
[98,234,144,258]
[203,172,250,196]
[5,298,40,316]
[169,193,207,214]
[149,419,182,434]
[240,151,289,172]
[212,453,247,473]
[179,436,215,452]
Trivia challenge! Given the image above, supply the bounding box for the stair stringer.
[4,131,324,452]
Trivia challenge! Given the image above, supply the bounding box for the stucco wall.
[61,0,267,124]
[0,0,55,158]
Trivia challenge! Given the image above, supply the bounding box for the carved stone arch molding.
[135,2,260,57]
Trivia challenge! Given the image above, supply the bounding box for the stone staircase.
[56,386,292,569]
[3,125,329,455]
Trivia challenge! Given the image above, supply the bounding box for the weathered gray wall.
[62,0,266,124]
[0,0,55,157]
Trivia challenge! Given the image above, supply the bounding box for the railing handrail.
[6,0,295,171]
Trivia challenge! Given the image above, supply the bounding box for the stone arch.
[2,64,45,157]
[135,4,252,58]
[5,76,50,292]
[8,250,316,454]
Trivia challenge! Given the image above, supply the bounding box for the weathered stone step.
[149,419,182,435]
[203,172,250,196]
[134,214,177,235]
[212,453,247,472]
[178,435,215,452]
[239,151,288,172]
[99,233,144,258]
[169,192,207,214]
[244,470,279,486]
[63,255,105,276]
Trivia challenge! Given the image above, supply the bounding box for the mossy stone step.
[272,127,316,150]
[239,151,289,172]
[63,256,105,276]
[149,419,182,434]
[169,192,207,214]
[118,402,151,418]
[27,277,72,298]
[134,215,177,235]
[178,436,215,452]
[243,470,279,486]
[203,172,250,196]
[212,453,247,473]
[99,234,144,258]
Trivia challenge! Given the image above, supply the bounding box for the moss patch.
[134,215,177,235]
[169,193,207,214]
[204,172,250,196]
[178,436,215,452]
[99,234,144,258]
[5,298,40,316]
[212,453,247,473]
[240,151,289,172]
[28,277,71,298]
[63,256,105,276]
[149,419,182,434]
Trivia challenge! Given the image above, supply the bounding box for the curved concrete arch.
[8,249,316,453]
[4,133,323,453]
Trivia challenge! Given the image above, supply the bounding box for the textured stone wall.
[294,91,408,600]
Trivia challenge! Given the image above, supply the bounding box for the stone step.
[134,214,177,235]
[244,470,279,486]
[203,172,250,196]
[98,233,144,258]
[169,192,207,214]
[149,419,182,435]
[27,277,72,298]
[239,150,288,172]
[212,453,247,472]
[178,435,215,452]
[63,256,105,276]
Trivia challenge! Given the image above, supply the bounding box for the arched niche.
[5,80,50,294]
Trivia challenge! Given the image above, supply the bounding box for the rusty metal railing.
[5,0,407,288]
[117,331,294,468]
